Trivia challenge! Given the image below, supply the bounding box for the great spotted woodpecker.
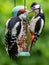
[29,2,45,51]
[5,9,27,58]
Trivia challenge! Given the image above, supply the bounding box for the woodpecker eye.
[33,6,35,8]
[31,7,35,11]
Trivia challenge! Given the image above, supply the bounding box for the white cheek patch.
[35,4,40,9]
[19,14,23,20]
[22,14,26,19]
[19,14,26,20]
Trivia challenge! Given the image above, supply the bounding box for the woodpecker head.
[17,9,26,16]
[17,9,27,20]
[30,2,43,14]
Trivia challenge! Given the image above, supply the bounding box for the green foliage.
[0,0,49,65]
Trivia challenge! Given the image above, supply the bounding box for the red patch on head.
[19,9,26,13]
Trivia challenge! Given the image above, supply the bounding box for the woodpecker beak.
[26,9,33,14]
[29,9,33,13]
[31,7,36,12]
[27,8,35,13]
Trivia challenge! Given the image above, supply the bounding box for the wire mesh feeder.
[16,21,30,56]
[11,5,30,56]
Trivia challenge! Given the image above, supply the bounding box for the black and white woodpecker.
[29,2,45,51]
[5,9,27,58]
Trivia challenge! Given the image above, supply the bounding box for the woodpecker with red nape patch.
[5,9,27,58]
[29,2,45,51]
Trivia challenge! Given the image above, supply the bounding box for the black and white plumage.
[5,9,27,58]
[29,2,45,51]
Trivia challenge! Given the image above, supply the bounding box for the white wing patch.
[12,22,20,35]
[39,19,44,34]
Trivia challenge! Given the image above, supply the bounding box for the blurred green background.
[0,0,49,65]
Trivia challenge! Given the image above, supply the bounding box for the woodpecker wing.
[5,16,21,58]
[29,14,45,51]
